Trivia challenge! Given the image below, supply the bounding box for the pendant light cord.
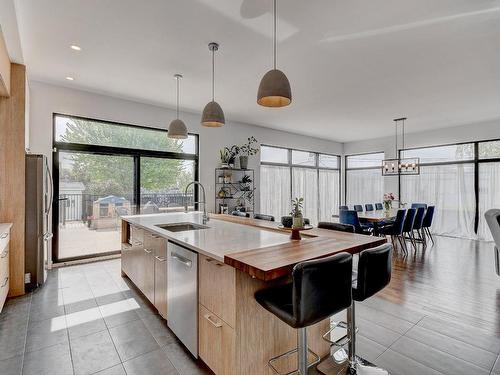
[402,118,405,150]
[273,0,277,70]
[176,76,180,119]
[395,120,398,158]
[212,47,215,101]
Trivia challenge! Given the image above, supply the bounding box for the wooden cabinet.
[153,236,168,318]
[0,226,11,312]
[142,232,156,304]
[199,304,235,375]
[199,254,236,328]
[0,30,10,97]
[121,223,167,317]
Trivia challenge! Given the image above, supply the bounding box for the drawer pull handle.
[155,256,166,262]
[0,233,8,239]
[144,249,152,254]
[0,249,8,258]
[215,262,223,267]
[152,234,161,239]
[1,277,8,288]
[204,314,222,328]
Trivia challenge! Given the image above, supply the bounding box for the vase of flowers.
[290,197,304,228]
[383,193,396,215]
[239,136,259,170]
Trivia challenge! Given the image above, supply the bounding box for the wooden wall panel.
[0,63,26,296]
[0,30,10,97]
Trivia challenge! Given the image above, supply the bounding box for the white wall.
[343,118,500,196]
[28,80,343,215]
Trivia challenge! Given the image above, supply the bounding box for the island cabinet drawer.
[199,304,235,375]
[152,235,168,319]
[199,254,235,328]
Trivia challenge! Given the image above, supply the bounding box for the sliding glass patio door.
[52,114,198,262]
[57,151,134,260]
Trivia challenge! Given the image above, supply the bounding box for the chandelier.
[382,117,420,176]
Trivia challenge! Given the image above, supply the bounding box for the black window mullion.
[474,142,479,234]
[134,155,140,215]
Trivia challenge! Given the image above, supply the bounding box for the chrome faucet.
[184,181,209,224]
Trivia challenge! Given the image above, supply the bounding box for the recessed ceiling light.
[70,45,81,51]
[65,76,74,81]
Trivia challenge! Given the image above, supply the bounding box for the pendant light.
[382,117,420,176]
[201,42,225,127]
[168,74,188,139]
[257,0,292,107]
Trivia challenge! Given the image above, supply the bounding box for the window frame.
[260,144,341,222]
[52,113,200,263]
[398,138,500,235]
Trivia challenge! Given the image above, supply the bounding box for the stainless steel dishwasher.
[167,241,198,357]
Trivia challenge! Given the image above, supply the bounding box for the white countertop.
[0,223,12,234]
[122,212,293,262]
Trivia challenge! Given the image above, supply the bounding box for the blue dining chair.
[411,203,428,209]
[365,204,374,212]
[353,205,363,212]
[379,209,406,254]
[339,205,349,211]
[421,206,435,244]
[411,207,426,247]
[339,210,371,235]
[375,203,383,210]
[402,208,417,252]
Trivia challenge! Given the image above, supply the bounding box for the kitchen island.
[120,212,386,375]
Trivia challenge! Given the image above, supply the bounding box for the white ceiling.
[11,0,500,142]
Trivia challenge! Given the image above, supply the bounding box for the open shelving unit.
[214,168,255,214]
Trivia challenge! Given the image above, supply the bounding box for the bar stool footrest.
[322,321,357,347]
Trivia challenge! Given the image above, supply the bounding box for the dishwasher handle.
[170,252,192,268]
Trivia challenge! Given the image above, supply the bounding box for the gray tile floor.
[0,259,211,375]
[0,257,499,375]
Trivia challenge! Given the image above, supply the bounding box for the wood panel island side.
[120,213,386,375]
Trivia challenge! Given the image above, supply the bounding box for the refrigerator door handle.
[45,157,53,216]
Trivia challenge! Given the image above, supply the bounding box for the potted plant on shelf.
[239,136,259,169]
[239,174,252,191]
[219,148,230,168]
[290,197,304,228]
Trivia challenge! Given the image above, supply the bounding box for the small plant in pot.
[290,197,304,228]
[239,174,252,191]
[239,136,259,169]
[220,146,239,168]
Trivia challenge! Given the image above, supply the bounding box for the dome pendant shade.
[201,101,225,127]
[168,119,188,139]
[257,69,292,107]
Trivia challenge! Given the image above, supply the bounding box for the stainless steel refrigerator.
[25,154,53,291]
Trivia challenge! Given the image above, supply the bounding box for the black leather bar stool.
[255,253,353,375]
[348,243,392,373]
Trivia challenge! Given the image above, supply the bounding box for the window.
[345,152,385,206]
[401,142,480,240]
[55,114,197,154]
[53,114,199,262]
[260,146,340,224]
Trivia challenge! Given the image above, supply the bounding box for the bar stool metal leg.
[298,328,308,375]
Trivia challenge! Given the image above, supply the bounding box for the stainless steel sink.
[155,222,209,232]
